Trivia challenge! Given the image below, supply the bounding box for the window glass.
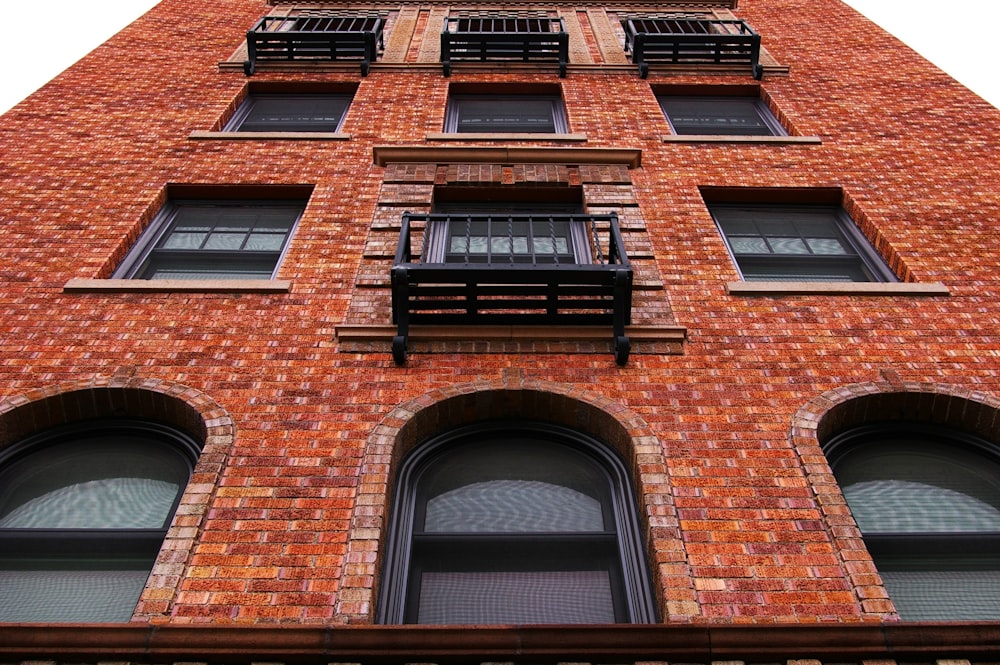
[441,216,580,264]
[115,200,304,280]
[827,425,1000,620]
[447,95,566,133]
[379,424,657,625]
[227,94,351,132]
[0,436,188,529]
[837,441,1000,533]
[710,204,896,282]
[419,439,608,533]
[0,421,198,622]
[659,96,784,136]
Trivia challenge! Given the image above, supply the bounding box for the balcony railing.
[391,212,633,365]
[244,14,384,76]
[623,16,762,79]
[441,15,569,77]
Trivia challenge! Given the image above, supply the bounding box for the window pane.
[0,436,190,529]
[837,441,1000,533]
[661,97,778,136]
[144,264,277,280]
[767,237,809,254]
[238,95,349,132]
[806,237,850,255]
[728,237,769,254]
[418,439,610,533]
[203,232,248,250]
[161,232,207,250]
[417,570,615,624]
[245,233,289,251]
[426,480,603,532]
[880,570,1000,621]
[456,99,557,133]
[0,560,150,622]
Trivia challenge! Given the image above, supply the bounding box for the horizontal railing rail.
[623,17,762,79]
[244,14,384,76]
[391,212,632,364]
[441,15,569,77]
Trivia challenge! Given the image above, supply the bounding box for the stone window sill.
[426,133,587,142]
[63,278,292,293]
[189,131,350,141]
[727,281,950,296]
[662,135,821,144]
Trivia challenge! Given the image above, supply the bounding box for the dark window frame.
[658,95,785,136]
[114,198,306,280]
[444,93,568,133]
[377,422,658,624]
[709,203,897,282]
[223,92,352,133]
[427,201,589,265]
[0,419,201,622]
[824,422,1000,620]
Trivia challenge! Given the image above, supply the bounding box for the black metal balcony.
[244,14,384,76]
[441,15,569,77]
[623,16,762,79]
[391,212,633,365]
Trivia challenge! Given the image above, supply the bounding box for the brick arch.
[791,379,1000,620]
[337,377,693,623]
[0,376,235,621]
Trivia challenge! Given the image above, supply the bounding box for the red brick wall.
[0,0,998,624]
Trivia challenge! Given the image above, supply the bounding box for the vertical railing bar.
[505,214,514,265]
[464,214,472,265]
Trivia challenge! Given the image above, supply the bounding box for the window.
[378,423,657,624]
[709,204,896,282]
[115,198,305,280]
[445,94,567,133]
[426,202,588,264]
[659,96,784,136]
[0,420,200,622]
[224,93,351,132]
[826,424,1000,620]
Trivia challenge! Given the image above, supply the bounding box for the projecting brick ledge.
[2,623,999,664]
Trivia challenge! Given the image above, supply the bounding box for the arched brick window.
[0,419,200,622]
[825,422,1000,620]
[377,421,657,624]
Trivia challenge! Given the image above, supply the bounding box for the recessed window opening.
[0,419,200,622]
[826,423,1000,620]
[659,95,785,136]
[709,203,896,282]
[224,93,352,132]
[445,94,567,133]
[429,196,587,265]
[378,422,658,624]
[114,188,311,280]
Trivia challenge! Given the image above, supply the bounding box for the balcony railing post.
[391,213,415,365]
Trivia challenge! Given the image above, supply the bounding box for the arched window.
[378,423,657,624]
[825,423,1000,620]
[0,419,200,622]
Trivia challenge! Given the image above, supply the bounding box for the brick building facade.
[1,0,999,661]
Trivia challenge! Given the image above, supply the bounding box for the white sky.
[0,0,997,115]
